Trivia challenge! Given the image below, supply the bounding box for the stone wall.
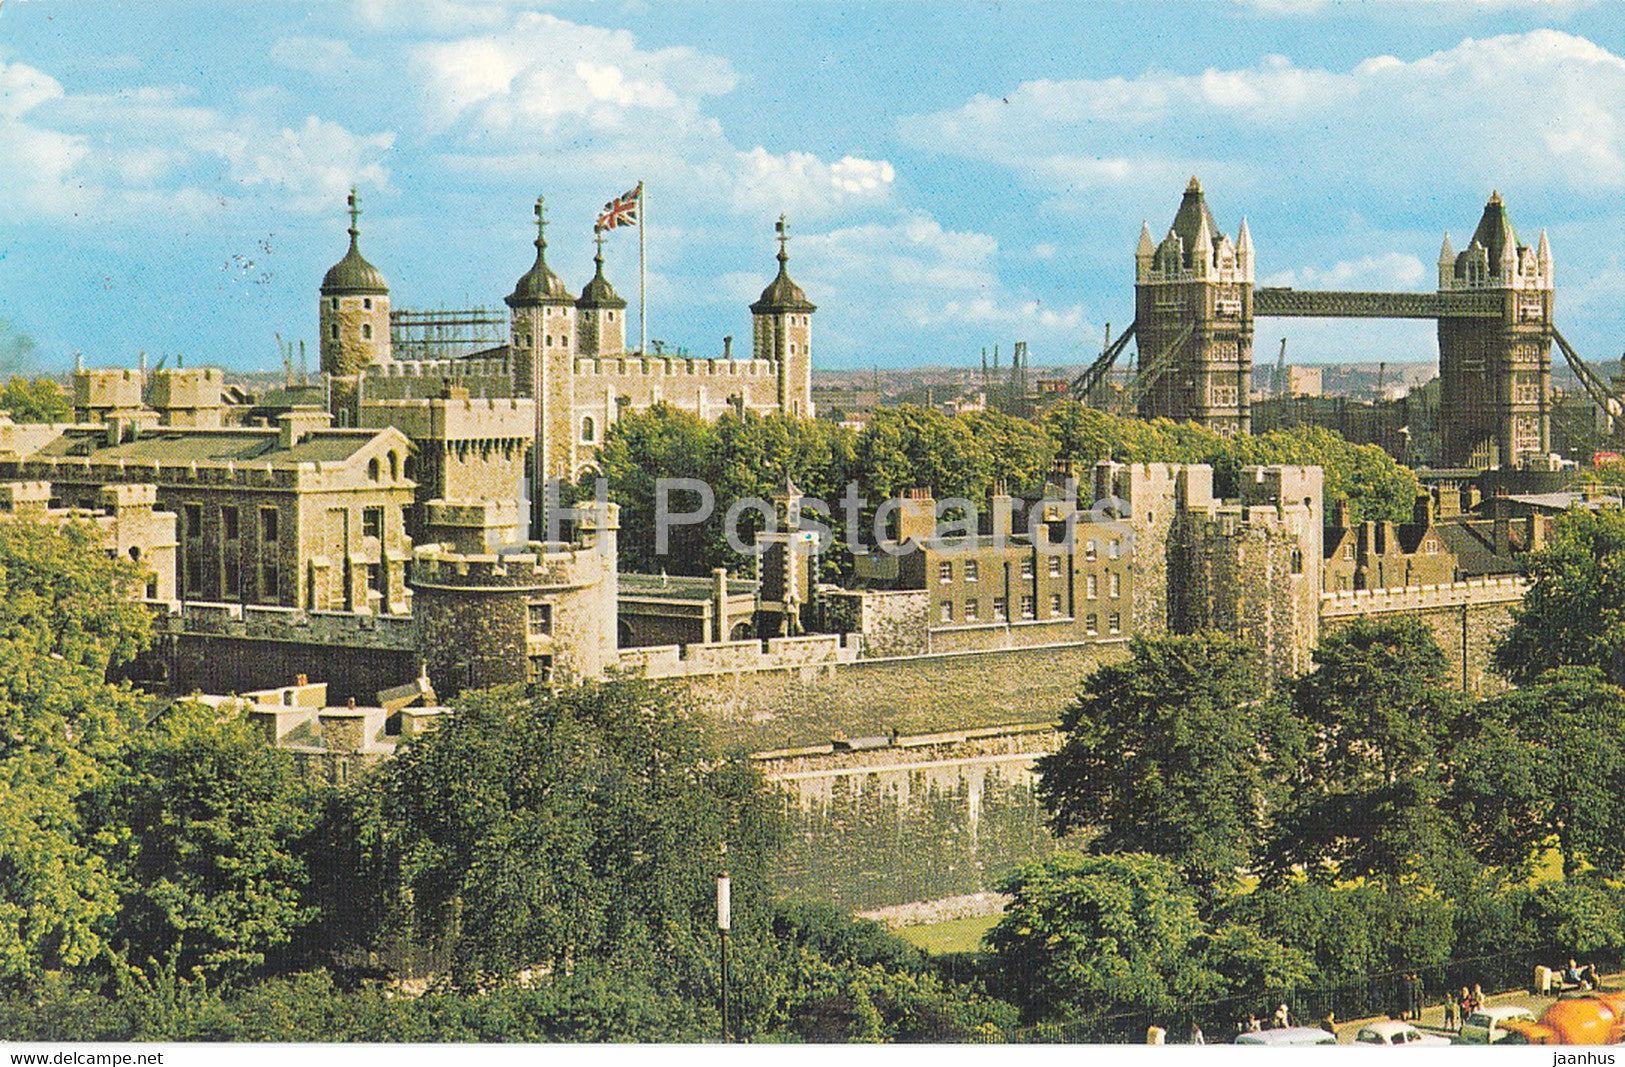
[759,724,1066,910]
[1321,578,1523,694]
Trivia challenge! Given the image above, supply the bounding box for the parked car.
[1502,994,1625,1045]
[1459,1005,1536,1044]
[1236,1026,1338,1046]
[1351,1020,1452,1047]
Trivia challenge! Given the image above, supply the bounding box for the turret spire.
[347,187,361,247]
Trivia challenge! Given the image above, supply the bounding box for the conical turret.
[507,196,574,308]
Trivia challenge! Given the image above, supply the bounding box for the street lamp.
[717,845,731,1043]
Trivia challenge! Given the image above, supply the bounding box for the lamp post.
[717,848,731,1043]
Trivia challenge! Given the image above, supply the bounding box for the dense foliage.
[590,402,1421,575]
[0,378,70,423]
[1497,505,1625,686]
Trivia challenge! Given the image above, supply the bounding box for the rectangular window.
[964,597,979,621]
[528,602,553,636]
[222,506,239,542]
[367,563,383,594]
[1109,539,1121,560]
[529,655,554,685]
[1343,544,1354,561]
[1048,556,1063,578]
[1087,573,1098,599]
[362,506,384,540]
[1109,572,1122,599]
[184,503,202,539]
[964,559,978,582]
[262,563,279,600]
[1050,593,1063,615]
[939,600,954,623]
[186,554,203,594]
[937,560,953,583]
[261,507,279,543]
[1109,611,1122,634]
[993,597,1008,622]
[1085,540,1098,562]
[1021,558,1034,579]
[223,556,240,597]
[1085,613,1098,635]
[1020,595,1036,620]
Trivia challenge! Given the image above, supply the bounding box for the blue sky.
[1,0,1621,374]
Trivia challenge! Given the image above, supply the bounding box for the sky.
[0,0,1621,375]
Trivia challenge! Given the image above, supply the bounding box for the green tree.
[1451,668,1625,876]
[0,519,152,979]
[0,378,70,423]
[986,852,1218,1025]
[87,699,324,981]
[380,678,778,989]
[1035,633,1271,896]
[1497,506,1625,687]
[1268,618,1469,886]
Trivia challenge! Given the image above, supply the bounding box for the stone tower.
[320,188,391,379]
[1134,178,1254,435]
[505,197,578,520]
[575,234,627,360]
[1437,192,1554,469]
[751,216,817,419]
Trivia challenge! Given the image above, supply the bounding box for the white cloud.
[408,11,893,220]
[902,31,1625,196]
[798,212,1086,336]
[1261,252,1428,290]
[270,37,376,80]
[0,59,394,224]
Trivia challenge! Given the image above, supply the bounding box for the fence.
[975,944,1625,1044]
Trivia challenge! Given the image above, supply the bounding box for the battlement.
[360,395,534,441]
[151,600,417,649]
[409,541,608,590]
[1320,575,1526,618]
[370,357,513,379]
[616,632,862,679]
[572,355,777,380]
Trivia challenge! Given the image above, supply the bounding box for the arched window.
[581,416,595,442]
[367,457,380,481]
[128,546,141,562]
[362,323,373,340]
[330,323,339,340]
[387,451,399,480]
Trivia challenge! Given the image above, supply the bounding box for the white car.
[1352,1020,1453,1047]
[1459,1005,1536,1044]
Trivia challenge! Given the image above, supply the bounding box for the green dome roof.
[751,247,816,314]
[506,196,575,308]
[577,246,626,310]
[321,190,389,295]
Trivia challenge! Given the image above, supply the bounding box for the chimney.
[897,488,937,544]
[723,335,733,359]
[991,481,1014,542]
[1526,514,1546,553]
[1412,493,1434,529]
[1493,515,1512,557]
[1333,499,1352,529]
[278,407,332,448]
[712,567,729,643]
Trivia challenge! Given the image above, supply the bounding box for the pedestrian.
[1320,1010,1337,1036]
[1273,1003,1292,1030]
[1246,1013,1262,1033]
[1444,1000,1456,1031]
[1458,986,1473,1027]
[1189,1021,1205,1045]
[1412,973,1426,1021]
[1472,983,1485,1014]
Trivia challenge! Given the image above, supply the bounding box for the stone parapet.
[151,600,416,649]
[616,632,862,679]
[1320,575,1526,618]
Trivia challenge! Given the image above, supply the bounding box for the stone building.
[0,407,415,615]
[1135,178,1254,434]
[1323,494,1456,592]
[0,480,177,601]
[410,500,619,697]
[1437,192,1554,469]
[320,193,816,513]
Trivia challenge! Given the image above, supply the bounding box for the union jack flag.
[595,183,642,232]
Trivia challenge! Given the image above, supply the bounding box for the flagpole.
[639,180,647,357]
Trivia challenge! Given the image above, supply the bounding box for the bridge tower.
[1134,178,1254,435]
[1437,192,1553,469]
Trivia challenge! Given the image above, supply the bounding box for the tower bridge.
[1072,179,1619,470]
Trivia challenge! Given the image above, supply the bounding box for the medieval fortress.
[0,183,1559,902]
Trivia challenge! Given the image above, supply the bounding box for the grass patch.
[894,914,1000,956]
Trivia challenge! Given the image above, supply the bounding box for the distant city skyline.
[1,0,1621,374]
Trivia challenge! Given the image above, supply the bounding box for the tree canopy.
[0,378,70,423]
[1497,505,1625,687]
[1035,632,1272,895]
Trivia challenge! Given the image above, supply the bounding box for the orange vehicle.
[1503,993,1625,1045]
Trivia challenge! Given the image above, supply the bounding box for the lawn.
[894,914,1001,956]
